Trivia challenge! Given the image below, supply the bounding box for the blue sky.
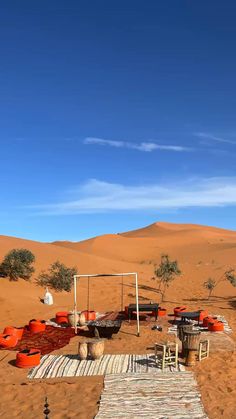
[1,1,236,242]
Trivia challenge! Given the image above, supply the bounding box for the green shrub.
[203,277,216,299]
[0,248,35,281]
[154,254,181,302]
[224,268,236,287]
[37,261,77,292]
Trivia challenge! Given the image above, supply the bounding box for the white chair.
[198,339,210,361]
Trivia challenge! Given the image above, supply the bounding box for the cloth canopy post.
[87,276,90,313]
[135,272,140,337]
[73,275,77,334]
[73,272,140,336]
[121,274,124,312]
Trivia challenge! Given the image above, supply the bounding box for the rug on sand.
[168,314,232,335]
[95,372,208,419]
[28,353,185,379]
[0,326,76,355]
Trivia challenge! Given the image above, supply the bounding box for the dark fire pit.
[87,320,122,338]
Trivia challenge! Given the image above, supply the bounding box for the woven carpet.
[95,372,208,419]
[28,353,185,379]
[168,314,232,335]
[0,326,76,356]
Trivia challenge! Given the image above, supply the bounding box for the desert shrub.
[224,268,236,287]
[0,248,35,281]
[203,277,216,299]
[37,261,77,292]
[154,254,181,302]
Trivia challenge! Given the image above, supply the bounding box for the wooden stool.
[155,342,178,370]
[198,339,210,361]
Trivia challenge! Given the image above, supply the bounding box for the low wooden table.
[127,303,159,321]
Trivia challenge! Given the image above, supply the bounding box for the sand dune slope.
[0,222,236,418]
[1,223,236,315]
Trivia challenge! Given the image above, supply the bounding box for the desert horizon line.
[1,219,236,244]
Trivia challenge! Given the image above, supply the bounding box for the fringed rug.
[95,372,208,419]
[28,353,185,379]
[0,326,76,356]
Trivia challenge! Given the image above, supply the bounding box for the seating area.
[0,302,231,372]
[1,295,233,419]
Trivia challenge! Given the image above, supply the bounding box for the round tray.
[87,320,122,338]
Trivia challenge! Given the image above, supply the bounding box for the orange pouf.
[208,321,224,332]
[29,320,46,333]
[158,308,167,317]
[82,310,96,321]
[3,326,24,340]
[16,348,41,368]
[202,316,217,327]
[174,306,187,317]
[56,312,69,324]
[199,310,208,322]
[0,334,18,348]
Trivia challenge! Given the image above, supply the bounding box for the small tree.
[154,254,181,302]
[224,268,236,287]
[0,248,35,281]
[37,261,77,292]
[203,277,216,300]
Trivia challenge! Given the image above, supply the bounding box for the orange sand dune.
[0,222,236,418]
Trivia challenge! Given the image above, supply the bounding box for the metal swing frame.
[73,272,140,336]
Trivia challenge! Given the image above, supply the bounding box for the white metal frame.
[73,272,140,336]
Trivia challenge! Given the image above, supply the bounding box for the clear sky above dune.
[1,1,236,241]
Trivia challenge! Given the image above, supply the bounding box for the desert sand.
[0,222,236,418]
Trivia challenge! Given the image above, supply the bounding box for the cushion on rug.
[0,325,76,355]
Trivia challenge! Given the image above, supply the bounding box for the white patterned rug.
[168,314,232,335]
[28,353,185,379]
[95,372,208,418]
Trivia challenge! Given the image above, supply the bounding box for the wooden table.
[127,303,159,321]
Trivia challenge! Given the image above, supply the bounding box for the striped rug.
[95,372,208,418]
[28,353,185,379]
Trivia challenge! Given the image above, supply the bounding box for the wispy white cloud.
[84,137,192,152]
[194,132,236,145]
[30,177,236,215]
[84,138,124,148]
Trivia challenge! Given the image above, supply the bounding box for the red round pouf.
[208,321,224,332]
[29,319,46,333]
[3,326,24,340]
[174,306,187,317]
[81,310,96,321]
[56,312,69,324]
[16,348,41,368]
[0,333,18,348]
[158,308,167,317]
[199,310,209,322]
[202,316,216,327]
